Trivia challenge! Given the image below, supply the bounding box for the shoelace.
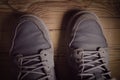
[72,48,111,80]
[16,50,53,80]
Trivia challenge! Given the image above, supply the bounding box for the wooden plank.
[8,0,68,4]
[1,28,120,52]
[49,29,120,49]
[109,49,120,79]
[6,1,120,17]
[0,15,119,52]
[0,0,8,4]
[0,1,119,80]
[0,0,119,18]
[43,17,120,30]
[100,18,120,29]
[0,13,17,52]
[0,4,13,12]
[28,1,120,18]
[86,0,120,17]
[109,62,120,80]
[104,29,120,45]
[36,17,120,30]
[8,1,80,12]
[109,50,120,62]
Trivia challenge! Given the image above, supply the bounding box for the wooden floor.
[0,0,120,80]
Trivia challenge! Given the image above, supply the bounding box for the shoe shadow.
[55,9,81,80]
[0,12,25,80]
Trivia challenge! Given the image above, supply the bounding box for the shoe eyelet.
[77,51,80,55]
[48,66,50,69]
[76,58,80,62]
[44,54,47,56]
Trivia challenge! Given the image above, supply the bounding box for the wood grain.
[0,0,120,80]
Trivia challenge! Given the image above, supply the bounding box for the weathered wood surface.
[0,0,120,80]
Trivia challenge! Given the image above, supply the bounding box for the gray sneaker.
[10,15,56,80]
[67,11,112,80]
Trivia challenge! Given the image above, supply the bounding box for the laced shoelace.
[71,48,111,80]
[16,50,53,80]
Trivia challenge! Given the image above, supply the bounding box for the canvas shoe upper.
[67,11,112,80]
[10,15,56,80]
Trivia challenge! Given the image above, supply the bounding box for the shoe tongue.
[83,48,105,79]
[93,70,104,80]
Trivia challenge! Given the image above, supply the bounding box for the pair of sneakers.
[10,11,112,80]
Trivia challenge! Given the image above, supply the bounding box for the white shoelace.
[16,50,53,80]
[71,48,111,80]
